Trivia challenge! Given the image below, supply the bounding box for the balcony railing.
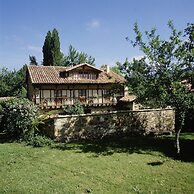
[36,96,115,109]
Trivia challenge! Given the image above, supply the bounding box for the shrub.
[0,104,3,114]
[0,98,38,139]
[28,135,53,147]
[63,101,84,115]
[0,104,3,131]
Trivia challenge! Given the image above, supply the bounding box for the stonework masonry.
[44,108,175,142]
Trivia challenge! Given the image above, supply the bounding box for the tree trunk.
[175,111,185,154]
[175,129,181,154]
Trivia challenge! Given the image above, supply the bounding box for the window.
[78,90,86,97]
[54,90,62,98]
[77,71,97,80]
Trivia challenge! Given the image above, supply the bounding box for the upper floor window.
[69,71,97,80]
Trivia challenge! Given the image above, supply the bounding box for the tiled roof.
[119,94,137,102]
[64,63,103,72]
[27,64,126,84]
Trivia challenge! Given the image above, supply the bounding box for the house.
[26,63,134,112]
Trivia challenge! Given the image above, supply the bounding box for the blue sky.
[0,0,194,70]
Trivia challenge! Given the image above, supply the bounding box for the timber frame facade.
[26,63,127,111]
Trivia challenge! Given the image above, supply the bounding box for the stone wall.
[45,108,175,141]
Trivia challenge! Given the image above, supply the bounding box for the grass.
[0,133,194,193]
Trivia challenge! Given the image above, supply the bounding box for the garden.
[0,97,194,193]
[0,134,194,193]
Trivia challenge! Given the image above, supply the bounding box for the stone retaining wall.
[44,108,175,141]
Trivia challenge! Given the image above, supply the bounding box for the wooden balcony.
[37,96,115,109]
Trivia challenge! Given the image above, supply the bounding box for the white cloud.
[28,45,42,53]
[86,19,100,30]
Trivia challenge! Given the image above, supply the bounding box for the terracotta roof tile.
[27,64,126,84]
[119,94,137,102]
[64,63,102,72]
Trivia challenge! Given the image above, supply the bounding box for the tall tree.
[51,28,64,66]
[42,29,64,66]
[42,31,52,66]
[42,29,95,66]
[120,22,194,154]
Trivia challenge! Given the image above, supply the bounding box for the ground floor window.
[78,90,86,97]
[34,88,114,107]
[54,90,62,98]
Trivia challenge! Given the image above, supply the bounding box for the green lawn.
[0,134,194,194]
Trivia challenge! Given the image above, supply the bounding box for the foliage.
[42,29,64,66]
[112,63,122,75]
[63,101,84,115]
[119,57,153,105]
[29,55,38,65]
[42,29,95,66]
[51,29,64,66]
[0,65,27,97]
[18,86,27,98]
[27,135,53,147]
[42,30,52,66]
[0,98,38,138]
[0,104,2,115]
[63,45,95,66]
[120,21,194,153]
[108,84,124,97]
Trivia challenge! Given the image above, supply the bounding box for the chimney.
[106,65,110,73]
[124,86,129,97]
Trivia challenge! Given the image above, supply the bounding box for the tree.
[119,57,154,105]
[42,29,64,66]
[29,55,38,66]
[111,63,122,75]
[42,29,95,66]
[0,65,27,97]
[63,45,95,66]
[42,31,52,66]
[51,29,64,66]
[120,21,194,154]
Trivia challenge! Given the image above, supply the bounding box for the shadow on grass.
[53,134,194,162]
[1,132,194,162]
[147,161,164,166]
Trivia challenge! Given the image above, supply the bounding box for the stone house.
[26,63,136,112]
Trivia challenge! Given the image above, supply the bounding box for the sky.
[0,0,194,70]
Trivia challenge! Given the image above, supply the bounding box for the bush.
[63,101,84,115]
[0,104,3,114]
[28,135,53,147]
[0,98,38,138]
[0,104,3,130]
